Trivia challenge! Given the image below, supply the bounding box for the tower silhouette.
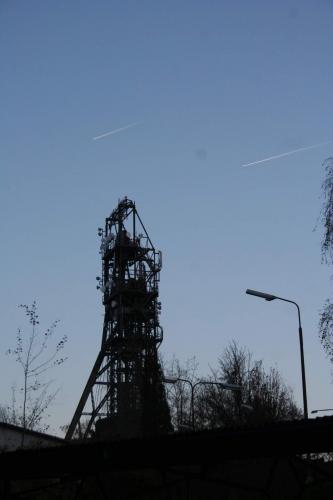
[66,198,171,440]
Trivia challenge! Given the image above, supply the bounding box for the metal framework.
[66,198,171,440]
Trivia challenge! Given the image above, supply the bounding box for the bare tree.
[165,342,301,432]
[164,355,198,431]
[59,419,91,439]
[320,158,333,264]
[0,405,10,423]
[196,342,301,429]
[319,157,333,361]
[6,302,67,444]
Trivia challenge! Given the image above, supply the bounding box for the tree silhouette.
[195,342,301,428]
[6,301,67,445]
[165,342,301,431]
[319,157,333,361]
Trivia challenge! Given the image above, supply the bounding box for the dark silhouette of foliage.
[320,158,333,264]
[59,419,91,439]
[195,342,301,429]
[163,355,198,431]
[5,302,67,444]
[165,342,301,431]
[319,158,333,360]
[0,405,10,423]
[319,301,333,363]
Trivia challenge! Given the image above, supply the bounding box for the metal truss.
[65,198,171,440]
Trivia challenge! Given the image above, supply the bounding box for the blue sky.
[1,1,333,433]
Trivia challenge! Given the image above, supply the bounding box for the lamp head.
[163,377,178,384]
[221,383,242,391]
[246,289,276,301]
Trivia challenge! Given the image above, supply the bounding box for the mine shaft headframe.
[65,198,169,441]
[96,196,163,307]
[106,197,156,251]
[98,197,158,254]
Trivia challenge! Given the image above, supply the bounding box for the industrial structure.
[3,199,333,499]
[66,198,171,440]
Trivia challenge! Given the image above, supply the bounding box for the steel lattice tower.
[66,198,172,440]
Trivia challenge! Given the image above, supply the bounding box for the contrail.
[241,140,333,167]
[93,121,142,141]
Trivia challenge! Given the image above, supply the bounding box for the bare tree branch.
[319,158,333,361]
[5,302,68,445]
[164,342,301,432]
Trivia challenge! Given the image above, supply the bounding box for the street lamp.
[311,409,333,414]
[163,377,242,430]
[246,288,308,419]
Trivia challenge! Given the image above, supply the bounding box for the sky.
[1,0,333,434]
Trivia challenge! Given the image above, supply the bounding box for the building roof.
[0,421,64,443]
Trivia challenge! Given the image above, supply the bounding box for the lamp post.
[164,377,242,430]
[311,409,333,414]
[246,288,308,419]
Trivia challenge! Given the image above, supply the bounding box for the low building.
[0,422,63,452]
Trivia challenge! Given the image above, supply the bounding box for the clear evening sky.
[1,1,332,432]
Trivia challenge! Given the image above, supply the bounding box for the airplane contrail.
[93,121,142,141]
[241,140,333,167]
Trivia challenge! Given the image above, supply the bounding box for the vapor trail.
[93,121,142,140]
[241,140,332,167]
